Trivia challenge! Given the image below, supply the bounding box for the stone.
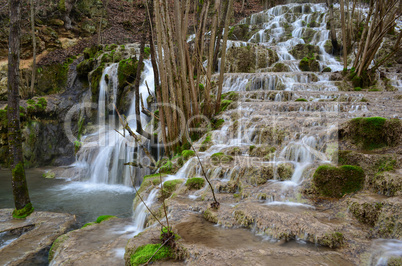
[0,209,76,266]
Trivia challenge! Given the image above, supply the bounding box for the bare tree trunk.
[340,0,348,69]
[327,0,340,54]
[30,0,36,98]
[8,0,33,218]
[205,0,221,117]
[215,0,233,114]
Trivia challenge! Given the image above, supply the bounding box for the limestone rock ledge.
[0,209,76,266]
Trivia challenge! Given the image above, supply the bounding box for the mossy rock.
[181,150,195,160]
[185,177,205,190]
[90,63,105,102]
[228,24,259,42]
[276,162,294,180]
[271,62,290,72]
[299,57,320,72]
[76,58,95,76]
[340,117,401,150]
[348,199,383,226]
[203,209,218,223]
[49,234,69,261]
[219,99,234,112]
[118,58,140,89]
[322,67,331,72]
[313,165,365,198]
[200,133,212,152]
[289,44,320,60]
[210,152,234,165]
[368,171,401,197]
[162,179,184,198]
[221,91,239,101]
[43,171,55,179]
[130,243,174,266]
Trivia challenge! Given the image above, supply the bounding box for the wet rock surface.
[50,217,135,266]
[0,209,76,266]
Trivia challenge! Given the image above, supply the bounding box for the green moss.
[143,173,167,180]
[313,164,365,198]
[219,99,233,112]
[299,57,319,72]
[185,177,205,190]
[43,171,55,179]
[181,150,195,160]
[354,87,362,91]
[203,209,218,223]
[58,0,66,12]
[82,222,95,228]
[212,118,225,129]
[90,63,105,102]
[160,160,173,174]
[210,152,234,165]
[322,67,331,72]
[130,243,174,266]
[76,58,95,76]
[74,141,82,154]
[144,47,151,59]
[162,179,183,198]
[295,98,308,102]
[48,234,69,261]
[117,58,140,89]
[95,215,116,223]
[200,133,212,152]
[346,117,400,150]
[12,202,34,219]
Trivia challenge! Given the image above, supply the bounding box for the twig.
[160,172,170,229]
[145,234,174,265]
[128,167,165,229]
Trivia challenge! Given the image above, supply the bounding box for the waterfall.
[72,60,155,186]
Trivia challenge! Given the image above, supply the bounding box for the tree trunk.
[340,0,348,69]
[8,0,33,217]
[327,0,340,54]
[215,0,233,114]
[30,0,36,98]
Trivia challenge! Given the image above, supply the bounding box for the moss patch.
[118,58,140,89]
[48,234,69,261]
[295,98,308,102]
[130,243,174,266]
[12,202,34,219]
[162,179,183,198]
[185,177,205,190]
[210,152,234,165]
[95,215,116,223]
[341,117,401,150]
[181,150,195,160]
[313,165,365,198]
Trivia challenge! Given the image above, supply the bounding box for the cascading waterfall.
[72,60,155,186]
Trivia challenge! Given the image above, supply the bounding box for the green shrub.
[185,177,205,189]
[130,244,174,266]
[313,165,365,198]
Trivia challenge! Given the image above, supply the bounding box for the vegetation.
[343,117,401,150]
[185,177,205,190]
[95,215,116,223]
[130,243,174,266]
[313,165,365,198]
